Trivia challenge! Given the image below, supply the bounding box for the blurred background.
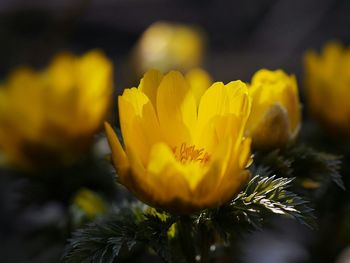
[1,0,349,84]
[1,0,350,262]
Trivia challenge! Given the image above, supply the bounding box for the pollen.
[172,143,210,164]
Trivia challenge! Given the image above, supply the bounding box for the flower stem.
[177,216,196,263]
[198,224,211,263]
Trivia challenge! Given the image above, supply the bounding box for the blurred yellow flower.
[105,69,252,212]
[133,22,205,76]
[73,188,107,219]
[246,69,301,150]
[0,50,113,169]
[304,41,350,134]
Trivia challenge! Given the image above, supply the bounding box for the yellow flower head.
[105,69,252,213]
[246,69,301,150]
[304,41,350,134]
[73,188,107,219]
[0,50,113,169]
[134,21,205,75]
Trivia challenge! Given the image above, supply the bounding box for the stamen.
[173,143,210,164]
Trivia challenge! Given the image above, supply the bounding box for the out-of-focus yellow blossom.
[304,41,350,134]
[105,69,252,213]
[246,69,301,150]
[73,188,108,219]
[133,22,205,76]
[0,50,112,169]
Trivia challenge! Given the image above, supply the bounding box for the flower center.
[172,143,210,164]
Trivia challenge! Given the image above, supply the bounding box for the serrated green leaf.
[254,144,344,195]
[195,174,316,243]
[63,203,176,263]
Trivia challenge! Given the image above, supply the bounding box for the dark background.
[1,0,349,85]
[1,0,350,262]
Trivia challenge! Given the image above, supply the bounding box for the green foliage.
[63,174,314,263]
[254,144,344,198]
[195,175,315,243]
[139,211,176,262]
[63,207,142,263]
[233,175,314,227]
[288,145,344,190]
[63,204,176,263]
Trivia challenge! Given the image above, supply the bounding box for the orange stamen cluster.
[173,143,210,164]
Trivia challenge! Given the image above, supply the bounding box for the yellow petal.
[156,71,197,147]
[147,143,192,202]
[185,68,212,105]
[104,122,129,175]
[197,81,249,123]
[138,69,164,108]
[238,137,252,169]
[124,142,192,208]
[280,75,301,134]
[6,68,45,140]
[194,113,243,156]
[193,136,232,205]
[197,82,226,126]
[209,137,251,205]
[197,81,250,142]
[250,103,290,149]
[75,50,113,131]
[212,170,250,205]
[77,50,113,96]
[47,52,76,93]
[322,41,343,77]
[226,81,252,120]
[119,88,162,165]
[120,87,149,116]
[124,143,155,202]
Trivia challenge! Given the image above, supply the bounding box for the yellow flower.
[105,69,252,213]
[0,50,113,169]
[73,188,108,219]
[133,22,205,76]
[246,69,301,150]
[304,41,350,134]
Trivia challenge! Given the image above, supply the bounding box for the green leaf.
[63,203,176,263]
[196,174,315,242]
[63,207,141,263]
[254,144,344,193]
[234,175,314,227]
[63,173,317,262]
[288,145,344,190]
[139,212,175,262]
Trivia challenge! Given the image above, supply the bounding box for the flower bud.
[246,69,301,150]
[132,21,205,76]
